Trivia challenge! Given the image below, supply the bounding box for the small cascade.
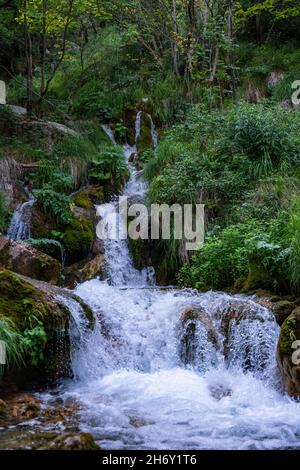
[148,114,158,149]
[99,115,156,287]
[7,187,35,241]
[101,124,116,144]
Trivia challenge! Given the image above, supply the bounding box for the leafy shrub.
[0,192,9,233]
[178,217,287,291]
[88,144,127,182]
[34,187,73,225]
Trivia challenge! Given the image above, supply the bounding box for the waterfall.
[48,113,300,451]
[7,187,35,241]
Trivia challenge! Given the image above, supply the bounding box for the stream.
[4,114,300,450]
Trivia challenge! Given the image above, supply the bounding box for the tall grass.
[0,317,25,373]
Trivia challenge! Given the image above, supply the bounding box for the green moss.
[72,185,105,209]
[63,218,93,260]
[279,313,300,356]
[137,115,152,156]
[243,258,277,292]
[0,269,53,331]
[73,193,94,209]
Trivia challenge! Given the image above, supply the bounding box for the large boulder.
[0,269,94,386]
[277,307,300,398]
[0,235,61,284]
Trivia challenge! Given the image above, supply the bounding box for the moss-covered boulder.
[273,300,295,326]
[0,235,60,284]
[72,185,105,209]
[242,256,281,293]
[277,307,300,398]
[63,218,94,264]
[0,269,94,385]
[136,112,152,156]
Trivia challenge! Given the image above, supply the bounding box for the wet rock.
[91,237,105,257]
[209,384,232,401]
[277,307,300,398]
[179,306,217,366]
[272,301,295,326]
[40,432,100,450]
[0,430,100,450]
[0,235,61,284]
[0,399,9,418]
[129,416,150,428]
[64,254,105,288]
[9,394,41,421]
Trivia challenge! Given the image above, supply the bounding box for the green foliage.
[89,144,127,182]
[178,217,286,291]
[34,187,72,225]
[0,192,9,233]
[22,326,47,366]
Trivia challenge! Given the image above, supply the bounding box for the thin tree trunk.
[23,0,33,113]
[226,0,236,101]
[40,0,47,96]
[40,0,74,101]
[171,0,179,76]
[209,45,219,82]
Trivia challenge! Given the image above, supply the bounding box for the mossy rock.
[277,307,300,398]
[0,269,67,332]
[63,218,94,264]
[72,185,105,209]
[136,113,152,156]
[0,269,72,384]
[0,236,60,284]
[243,257,280,293]
[273,300,295,326]
[278,309,300,356]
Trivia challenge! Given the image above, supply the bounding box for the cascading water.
[7,187,35,241]
[50,113,300,450]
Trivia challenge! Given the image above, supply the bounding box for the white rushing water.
[54,113,300,450]
[7,187,35,240]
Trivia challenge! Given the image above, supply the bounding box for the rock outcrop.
[0,235,61,284]
[277,307,300,398]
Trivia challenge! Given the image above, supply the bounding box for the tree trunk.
[23,0,33,113]
[40,0,47,97]
[171,0,179,76]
